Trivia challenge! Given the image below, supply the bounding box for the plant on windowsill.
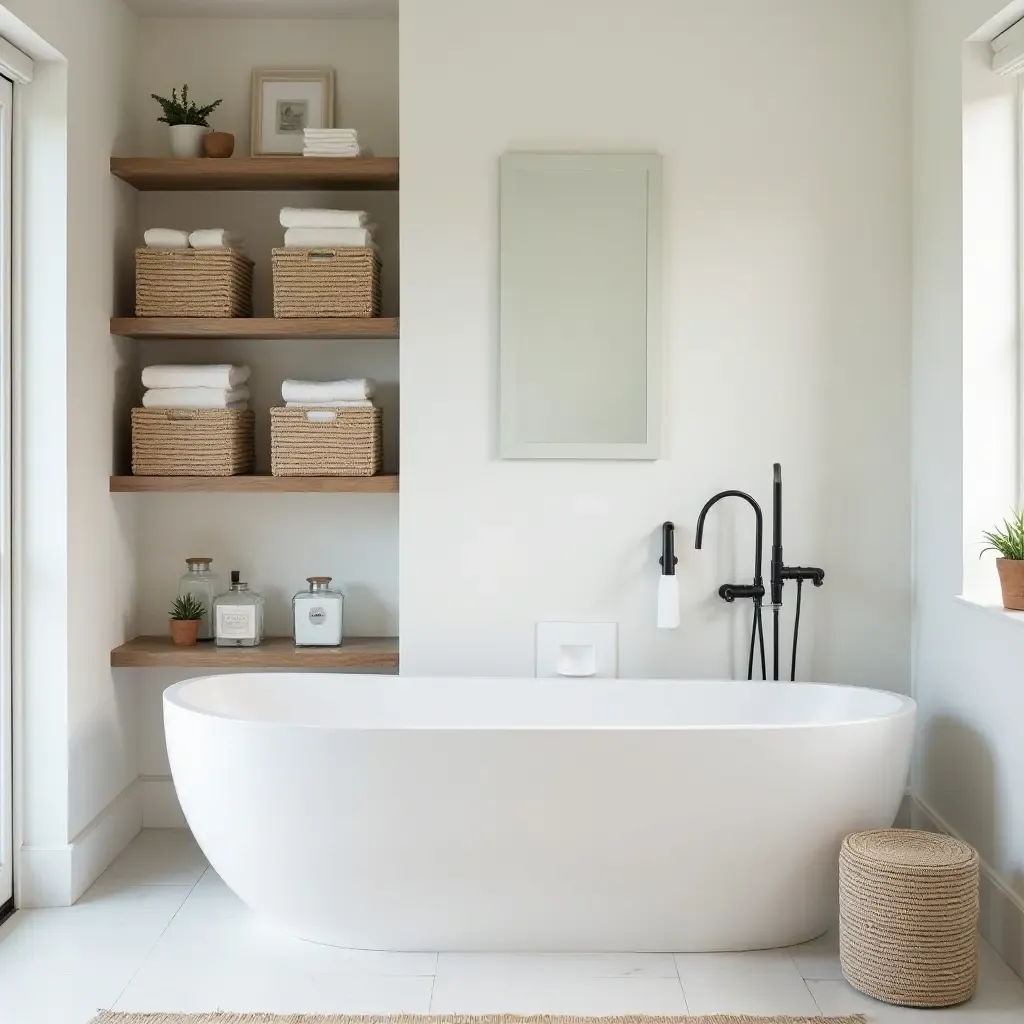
[151,84,223,158]
[169,593,206,647]
[981,509,1024,610]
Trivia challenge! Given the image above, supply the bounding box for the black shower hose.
[790,578,804,682]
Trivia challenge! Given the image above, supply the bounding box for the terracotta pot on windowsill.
[170,618,201,646]
[996,558,1024,610]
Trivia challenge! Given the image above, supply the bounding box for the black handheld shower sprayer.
[695,463,824,681]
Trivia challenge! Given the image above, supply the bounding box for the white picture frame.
[251,68,335,156]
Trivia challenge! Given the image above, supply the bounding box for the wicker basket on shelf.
[270,406,382,477]
[135,248,254,318]
[131,408,255,477]
[271,247,381,318]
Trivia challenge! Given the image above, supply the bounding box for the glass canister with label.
[292,576,344,647]
[177,557,219,641]
[214,570,265,647]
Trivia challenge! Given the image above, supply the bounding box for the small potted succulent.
[982,509,1024,610]
[170,593,206,646]
[151,84,223,158]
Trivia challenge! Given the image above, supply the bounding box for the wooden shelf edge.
[111,635,398,669]
[110,474,399,493]
[110,156,399,192]
[110,317,399,340]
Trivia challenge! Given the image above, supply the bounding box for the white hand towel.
[284,227,374,248]
[303,149,362,157]
[285,399,374,409]
[142,386,250,409]
[142,364,251,390]
[189,229,243,249]
[280,208,368,229]
[144,228,190,249]
[281,379,374,403]
[304,128,358,137]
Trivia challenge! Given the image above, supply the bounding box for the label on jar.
[308,606,326,626]
[216,605,256,640]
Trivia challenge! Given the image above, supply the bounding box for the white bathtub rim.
[163,676,917,731]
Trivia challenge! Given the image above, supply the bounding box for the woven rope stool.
[839,828,979,1007]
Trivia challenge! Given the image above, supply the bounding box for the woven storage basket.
[839,829,979,1008]
[131,408,255,477]
[270,406,382,477]
[272,247,381,318]
[135,248,254,317]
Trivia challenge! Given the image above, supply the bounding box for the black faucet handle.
[781,565,825,587]
[718,582,766,604]
[659,522,678,575]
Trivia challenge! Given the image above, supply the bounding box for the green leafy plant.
[170,594,206,621]
[151,84,222,127]
[981,508,1024,560]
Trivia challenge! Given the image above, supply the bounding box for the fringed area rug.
[89,1014,867,1023]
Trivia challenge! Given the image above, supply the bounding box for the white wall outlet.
[535,622,618,678]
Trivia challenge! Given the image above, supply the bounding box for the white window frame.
[0,69,14,914]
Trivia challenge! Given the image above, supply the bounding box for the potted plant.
[982,509,1024,610]
[170,593,206,646]
[151,84,223,158]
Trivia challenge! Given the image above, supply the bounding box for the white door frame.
[0,71,14,911]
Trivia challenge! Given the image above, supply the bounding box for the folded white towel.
[282,379,374,403]
[303,151,362,159]
[189,229,243,249]
[280,208,368,229]
[285,399,374,409]
[304,128,358,137]
[284,227,374,248]
[142,364,251,390]
[303,148,361,156]
[142,386,250,409]
[144,228,190,249]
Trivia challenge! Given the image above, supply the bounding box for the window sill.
[955,594,1024,627]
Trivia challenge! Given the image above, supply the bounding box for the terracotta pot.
[996,558,1024,610]
[203,131,235,158]
[170,618,201,646]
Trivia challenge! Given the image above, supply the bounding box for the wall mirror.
[499,152,662,459]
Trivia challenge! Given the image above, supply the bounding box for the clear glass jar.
[177,557,219,641]
[292,576,344,647]
[213,570,265,647]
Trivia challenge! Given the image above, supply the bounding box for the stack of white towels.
[142,365,251,410]
[279,207,375,250]
[281,378,374,409]
[143,228,244,251]
[303,128,361,158]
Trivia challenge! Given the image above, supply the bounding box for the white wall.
[399,0,912,689]
[912,0,1024,974]
[0,0,139,904]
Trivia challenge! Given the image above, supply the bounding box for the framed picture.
[250,68,335,156]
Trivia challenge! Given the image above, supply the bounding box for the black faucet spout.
[694,490,763,587]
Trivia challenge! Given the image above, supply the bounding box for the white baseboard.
[140,775,186,828]
[17,780,142,907]
[911,795,1024,980]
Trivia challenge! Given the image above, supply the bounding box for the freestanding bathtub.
[164,675,915,952]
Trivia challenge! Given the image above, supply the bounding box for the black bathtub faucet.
[694,490,766,681]
[696,464,824,681]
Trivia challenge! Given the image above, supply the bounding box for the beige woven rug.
[89,1014,866,1023]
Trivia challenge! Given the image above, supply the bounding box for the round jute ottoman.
[839,829,979,1007]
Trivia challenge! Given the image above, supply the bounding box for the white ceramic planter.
[169,124,210,158]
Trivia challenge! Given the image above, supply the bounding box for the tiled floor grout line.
[671,954,691,1015]
[107,866,210,1010]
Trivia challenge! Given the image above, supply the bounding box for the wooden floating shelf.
[110,156,399,192]
[111,635,398,670]
[110,475,399,493]
[110,317,399,340]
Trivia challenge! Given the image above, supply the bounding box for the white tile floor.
[1,829,1023,1023]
